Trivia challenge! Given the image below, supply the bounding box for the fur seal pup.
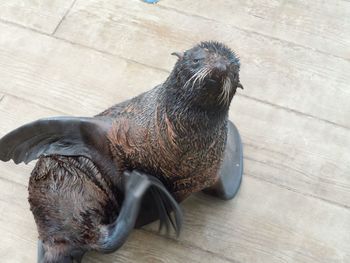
[0,41,243,263]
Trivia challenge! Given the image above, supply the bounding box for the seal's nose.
[214,62,227,73]
[211,61,228,79]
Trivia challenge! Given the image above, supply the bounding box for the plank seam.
[138,229,242,263]
[0,18,168,74]
[1,92,67,115]
[1,108,347,214]
[156,3,350,63]
[243,163,350,211]
[0,2,349,66]
[0,18,348,132]
[51,0,78,35]
[53,34,169,73]
[0,18,51,36]
[0,17,349,211]
[237,94,350,130]
[0,175,27,188]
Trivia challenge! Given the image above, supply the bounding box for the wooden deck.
[0,0,349,262]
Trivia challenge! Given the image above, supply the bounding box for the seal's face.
[172,41,243,109]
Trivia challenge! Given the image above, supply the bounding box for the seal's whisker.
[192,73,202,89]
[199,68,208,84]
[191,68,207,89]
[218,77,231,106]
[198,67,208,81]
[223,79,227,105]
[184,67,205,89]
[218,78,225,104]
[189,70,202,89]
[184,71,198,89]
[199,68,210,85]
[184,76,193,89]
[223,77,231,106]
[200,67,209,82]
[197,68,206,84]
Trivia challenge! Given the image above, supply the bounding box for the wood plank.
[0,0,75,34]
[0,173,232,263]
[0,94,61,186]
[0,94,60,133]
[230,95,350,209]
[85,231,233,263]
[2,154,349,263]
[0,22,349,209]
[145,177,350,263]
[54,0,350,128]
[0,203,37,263]
[0,66,350,263]
[0,22,166,117]
[159,0,350,59]
[0,1,348,262]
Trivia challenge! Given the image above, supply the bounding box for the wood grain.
[159,0,350,59]
[0,1,349,262]
[0,22,166,117]
[0,94,60,186]
[1,120,349,263]
[0,0,76,34]
[84,231,233,263]
[0,173,231,263]
[230,95,350,209]
[0,22,349,208]
[55,0,350,129]
[144,177,350,263]
[1,131,349,263]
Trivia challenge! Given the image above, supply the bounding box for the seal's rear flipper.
[70,250,85,263]
[134,179,181,230]
[0,117,111,164]
[203,120,243,200]
[98,170,182,253]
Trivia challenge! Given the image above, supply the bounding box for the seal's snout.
[213,61,227,75]
[210,60,229,81]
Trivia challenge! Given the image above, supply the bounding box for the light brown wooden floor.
[0,0,349,262]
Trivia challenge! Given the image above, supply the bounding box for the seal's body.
[0,41,243,263]
[98,41,243,201]
[98,86,227,201]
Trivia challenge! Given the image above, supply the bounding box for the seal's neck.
[160,74,229,133]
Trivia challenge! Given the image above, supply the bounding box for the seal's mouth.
[206,78,219,85]
[206,74,224,85]
[205,77,222,89]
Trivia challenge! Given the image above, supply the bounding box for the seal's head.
[170,41,243,111]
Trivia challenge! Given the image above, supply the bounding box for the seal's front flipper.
[203,120,243,200]
[97,170,182,253]
[0,116,111,165]
[37,240,44,263]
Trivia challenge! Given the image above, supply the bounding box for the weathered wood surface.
[159,0,350,59]
[1,22,349,207]
[55,0,350,128]
[0,164,230,263]
[0,0,75,34]
[0,0,349,262]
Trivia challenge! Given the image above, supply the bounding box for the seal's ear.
[171,52,184,60]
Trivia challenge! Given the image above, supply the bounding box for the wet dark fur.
[29,155,122,262]
[100,41,241,200]
[29,41,241,261]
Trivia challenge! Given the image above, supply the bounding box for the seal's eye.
[193,58,200,63]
